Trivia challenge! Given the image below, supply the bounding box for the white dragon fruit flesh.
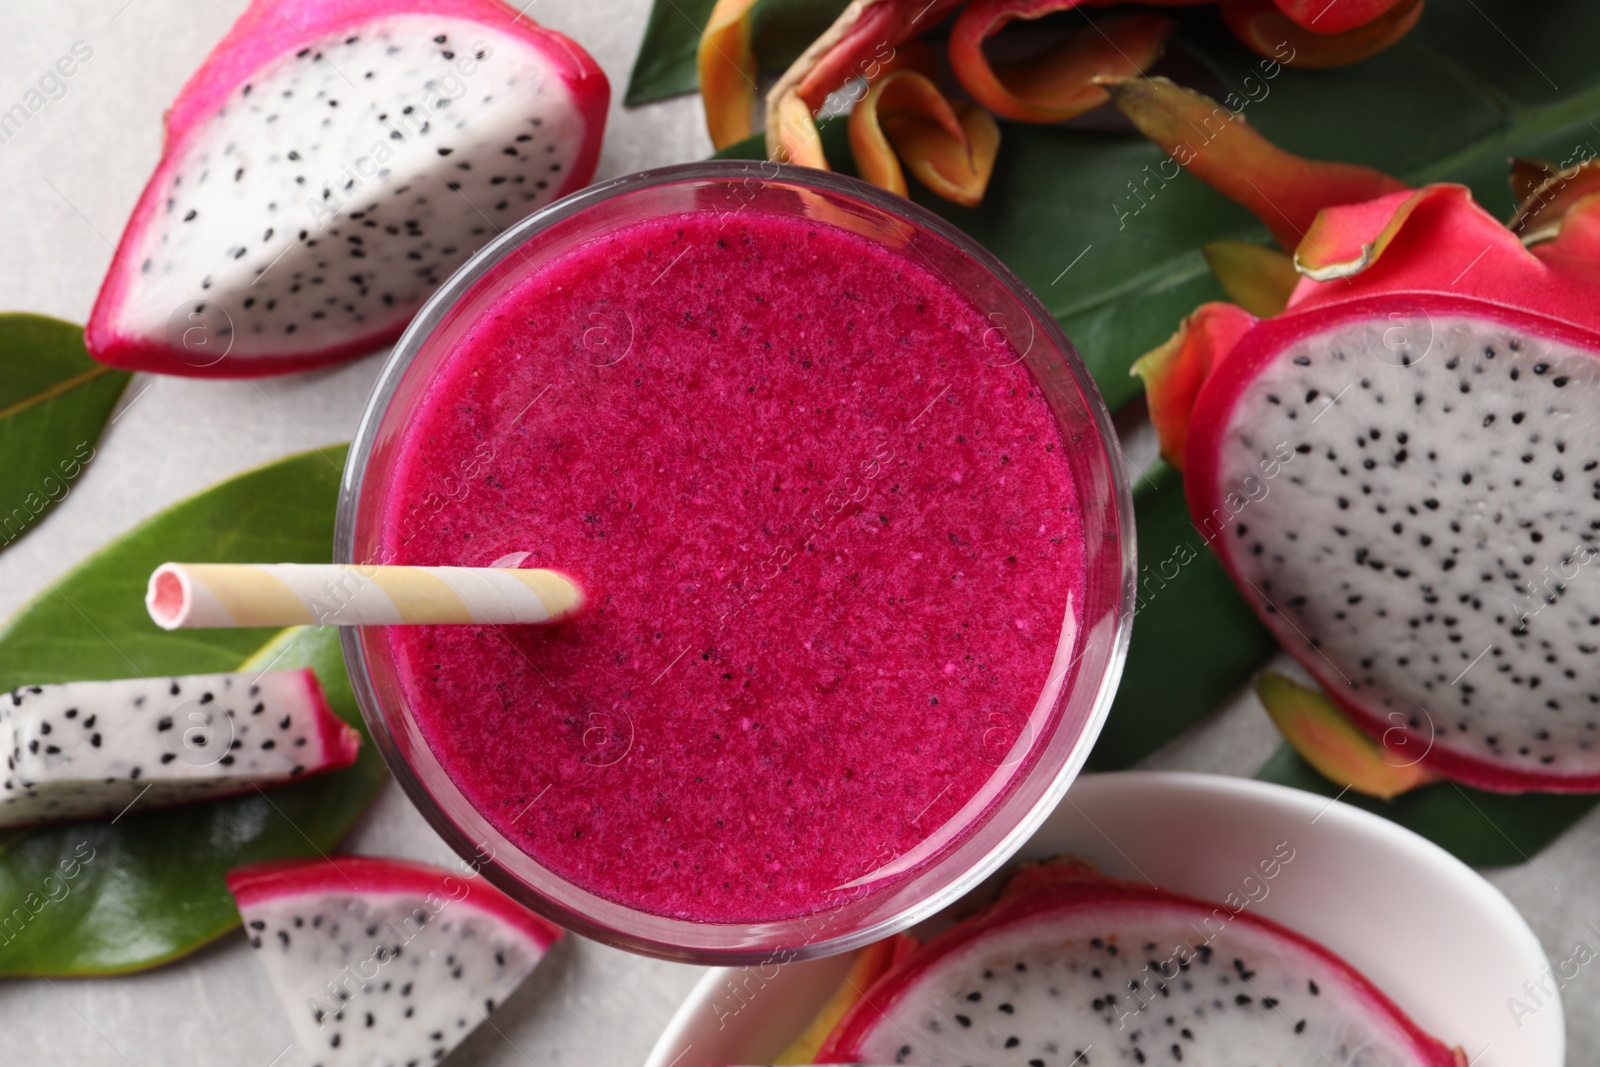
[228,855,562,1067]
[87,0,608,377]
[1,668,360,828]
[817,862,1465,1067]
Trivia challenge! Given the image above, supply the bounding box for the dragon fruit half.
[1,669,360,827]
[227,855,562,1067]
[88,0,608,377]
[816,861,1464,1066]
[1099,76,1600,794]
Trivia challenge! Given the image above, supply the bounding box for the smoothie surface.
[380,205,1087,922]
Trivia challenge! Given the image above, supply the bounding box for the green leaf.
[625,0,716,106]
[1257,744,1600,868]
[0,446,386,976]
[625,0,849,106]
[1085,462,1277,771]
[747,0,854,76]
[0,314,129,555]
[1405,0,1600,108]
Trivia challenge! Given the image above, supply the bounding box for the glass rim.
[336,160,1138,963]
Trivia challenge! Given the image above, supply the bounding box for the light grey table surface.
[0,1,1595,1062]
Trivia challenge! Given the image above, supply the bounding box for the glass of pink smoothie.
[337,162,1134,962]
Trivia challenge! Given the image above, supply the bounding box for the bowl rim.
[335,160,1138,963]
[642,770,1563,1067]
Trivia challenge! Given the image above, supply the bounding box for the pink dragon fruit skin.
[87,0,608,378]
[817,862,1466,1067]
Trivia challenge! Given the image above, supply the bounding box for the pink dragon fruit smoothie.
[351,167,1128,939]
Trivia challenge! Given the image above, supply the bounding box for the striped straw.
[146,563,584,630]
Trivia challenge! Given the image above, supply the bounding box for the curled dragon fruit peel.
[1256,671,1443,800]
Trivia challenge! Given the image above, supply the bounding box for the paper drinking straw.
[146,563,584,630]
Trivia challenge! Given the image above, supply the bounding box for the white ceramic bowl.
[643,771,1561,1067]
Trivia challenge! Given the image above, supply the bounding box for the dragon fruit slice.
[1101,77,1600,794]
[227,855,562,1066]
[818,862,1464,1067]
[1,668,360,827]
[88,0,607,378]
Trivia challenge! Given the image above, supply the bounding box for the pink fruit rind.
[1266,0,1412,34]
[294,667,364,770]
[1184,187,1600,793]
[1285,183,1600,318]
[86,0,608,379]
[817,862,1462,1066]
[225,854,564,950]
[1137,300,1259,468]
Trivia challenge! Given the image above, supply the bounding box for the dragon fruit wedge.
[1101,76,1600,794]
[817,861,1465,1067]
[87,0,608,378]
[227,855,562,1067]
[1,668,360,828]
